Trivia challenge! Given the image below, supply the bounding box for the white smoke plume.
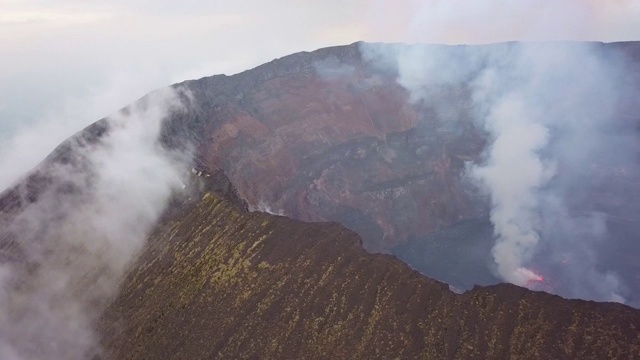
[361,41,637,303]
[469,43,633,302]
[0,86,191,359]
[251,201,285,216]
[470,88,554,286]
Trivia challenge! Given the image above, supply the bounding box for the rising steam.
[470,89,554,286]
[469,43,632,302]
[0,87,191,359]
[362,41,637,303]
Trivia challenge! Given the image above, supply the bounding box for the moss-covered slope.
[99,192,640,359]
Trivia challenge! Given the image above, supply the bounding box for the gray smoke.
[471,43,638,303]
[361,41,638,303]
[0,86,191,359]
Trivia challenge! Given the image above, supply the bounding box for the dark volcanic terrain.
[99,179,640,359]
[1,41,640,358]
[167,43,489,253]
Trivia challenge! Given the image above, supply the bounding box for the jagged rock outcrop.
[99,189,640,359]
[163,43,489,252]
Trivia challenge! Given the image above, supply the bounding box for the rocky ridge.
[98,177,640,359]
[1,41,640,358]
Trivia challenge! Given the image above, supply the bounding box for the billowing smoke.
[470,84,554,287]
[0,87,192,359]
[471,43,638,303]
[361,41,638,303]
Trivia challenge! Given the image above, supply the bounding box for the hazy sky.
[1,0,640,189]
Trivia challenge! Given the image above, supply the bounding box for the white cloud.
[0,86,191,359]
[364,0,640,43]
[0,69,170,191]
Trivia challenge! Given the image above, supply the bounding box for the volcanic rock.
[2,41,640,359]
[98,185,640,359]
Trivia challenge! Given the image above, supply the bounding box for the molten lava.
[521,267,559,293]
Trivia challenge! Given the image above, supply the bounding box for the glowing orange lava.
[523,268,558,293]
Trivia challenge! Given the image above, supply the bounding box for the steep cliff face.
[166,43,489,252]
[99,188,640,359]
[161,42,640,259]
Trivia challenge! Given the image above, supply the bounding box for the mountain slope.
[2,42,640,358]
[98,181,640,359]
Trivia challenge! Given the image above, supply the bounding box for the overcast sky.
[1,0,640,189]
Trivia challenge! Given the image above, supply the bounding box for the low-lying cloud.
[0,86,191,359]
